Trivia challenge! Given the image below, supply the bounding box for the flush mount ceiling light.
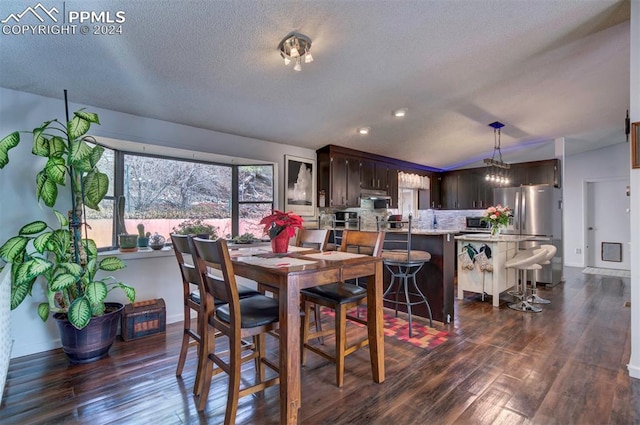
[483,121,511,185]
[393,108,408,118]
[278,32,313,72]
[357,127,371,135]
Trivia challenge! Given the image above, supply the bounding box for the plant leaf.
[58,262,83,277]
[37,302,50,322]
[48,136,66,158]
[31,129,49,157]
[99,256,125,272]
[83,239,98,257]
[0,131,20,168]
[33,232,53,253]
[10,269,32,310]
[85,281,108,305]
[84,171,109,209]
[0,236,28,263]
[53,210,69,227]
[68,139,92,165]
[68,297,91,329]
[74,110,100,125]
[45,156,67,184]
[36,171,58,207]
[88,144,104,168]
[19,221,48,235]
[50,273,77,291]
[119,283,136,303]
[68,115,90,140]
[24,257,53,282]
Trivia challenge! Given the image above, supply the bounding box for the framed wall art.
[284,155,316,217]
[632,121,640,168]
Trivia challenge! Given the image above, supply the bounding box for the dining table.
[228,245,385,425]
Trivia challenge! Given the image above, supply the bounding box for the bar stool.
[506,247,548,313]
[377,216,432,336]
[527,244,556,304]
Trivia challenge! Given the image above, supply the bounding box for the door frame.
[583,177,630,269]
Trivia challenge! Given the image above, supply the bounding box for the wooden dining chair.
[191,237,280,423]
[295,227,330,250]
[170,234,260,396]
[300,229,384,387]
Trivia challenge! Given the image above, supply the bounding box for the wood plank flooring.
[2,266,639,424]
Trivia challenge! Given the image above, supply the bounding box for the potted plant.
[148,233,166,250]
[259,210,303,253]
[118,233,139,252]
[0,106,135,363]
[136,223,150,248]
[172,218,218,240]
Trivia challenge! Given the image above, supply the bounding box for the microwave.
[466,216,489,229]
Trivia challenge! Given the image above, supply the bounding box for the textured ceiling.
[0,0,631,170]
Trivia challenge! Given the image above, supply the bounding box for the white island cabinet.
[455,234,536,307]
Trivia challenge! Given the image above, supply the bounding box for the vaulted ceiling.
[0,0,631,169]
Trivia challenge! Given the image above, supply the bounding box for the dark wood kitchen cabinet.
[360,159,388,190]
[329,154,361,207]
[439,169,492,210]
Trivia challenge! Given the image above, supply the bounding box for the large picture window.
[86,145,274,249]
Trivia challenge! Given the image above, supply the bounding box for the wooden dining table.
[229,247,385,425]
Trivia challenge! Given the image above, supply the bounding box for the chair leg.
[225,337,242,425]
[176,307,191,377]
[301,300,311,365]
[335,304,347,388]
[313,303,324,344]
[255,333,265,381]
[196,325,216,412]
[193,315,203,396]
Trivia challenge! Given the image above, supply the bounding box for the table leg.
[367,261,385,383]
[280,276,301,425]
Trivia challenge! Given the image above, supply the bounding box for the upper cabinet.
[317,145,439,209]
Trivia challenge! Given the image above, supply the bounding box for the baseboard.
[628,362,640,380]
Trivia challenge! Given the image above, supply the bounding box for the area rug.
[582,267,630,278]
[319,307,450,351]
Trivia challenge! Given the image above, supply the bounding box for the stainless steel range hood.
[360,189,391,209]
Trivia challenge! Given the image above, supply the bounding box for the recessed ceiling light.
[357,127,370,135]
[393,108,408,118]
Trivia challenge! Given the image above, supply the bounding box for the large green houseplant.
[0,107,135,334]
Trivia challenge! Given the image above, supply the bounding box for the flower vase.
[491,224,501,238]
[271,233,289,253]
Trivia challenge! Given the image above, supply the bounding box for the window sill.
[98,247,174,260]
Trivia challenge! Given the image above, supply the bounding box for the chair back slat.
[171,233,200,287]
[191,238,240,322]
[296,228,330,250]
[339,230,384,257]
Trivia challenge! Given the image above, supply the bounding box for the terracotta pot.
[54,302,124,364]
[271,233,289,253]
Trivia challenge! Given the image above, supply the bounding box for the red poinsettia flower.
[259,210,304,239]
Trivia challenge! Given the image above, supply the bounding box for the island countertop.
[454,234,538,242]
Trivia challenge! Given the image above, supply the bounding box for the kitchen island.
[455,234,537,307]
[382,229,458,324]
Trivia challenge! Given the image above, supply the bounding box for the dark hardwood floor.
[2,266,639,424]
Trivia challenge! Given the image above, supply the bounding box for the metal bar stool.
[377,216,432,336]
[527,244,556,304]
[506,247,548,312]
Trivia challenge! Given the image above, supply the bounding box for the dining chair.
[376,215,433,336]
[170,234,260,396]
[191,237,280,423]
[300,229,384,387]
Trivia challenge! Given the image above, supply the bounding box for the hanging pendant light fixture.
[483,121,510,185]
[278,33,313,72]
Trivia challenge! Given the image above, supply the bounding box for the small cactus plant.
[137,223,151,239]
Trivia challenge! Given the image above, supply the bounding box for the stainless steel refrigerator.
[493,184,563,286]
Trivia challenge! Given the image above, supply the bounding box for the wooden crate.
[121,298,166,341]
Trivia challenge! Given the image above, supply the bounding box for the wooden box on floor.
[121,298,166,341]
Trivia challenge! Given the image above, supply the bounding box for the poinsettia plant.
[259,210,304,239]
[481,204,513,228]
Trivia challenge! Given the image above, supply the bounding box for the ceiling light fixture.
[357,127,371,135]
[483,121,510,185]
[393,108,408,118]
[278,33,313,72]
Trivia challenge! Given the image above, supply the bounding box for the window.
[86,145,274,249]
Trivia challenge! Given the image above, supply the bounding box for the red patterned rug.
[319,307,450,351]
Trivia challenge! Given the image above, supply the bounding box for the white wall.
[628,0,640,380]
[563,142,630,267]
[0,88,316,358]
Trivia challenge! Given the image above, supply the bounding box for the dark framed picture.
[284,155,316,217]
[632,122,640,169]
